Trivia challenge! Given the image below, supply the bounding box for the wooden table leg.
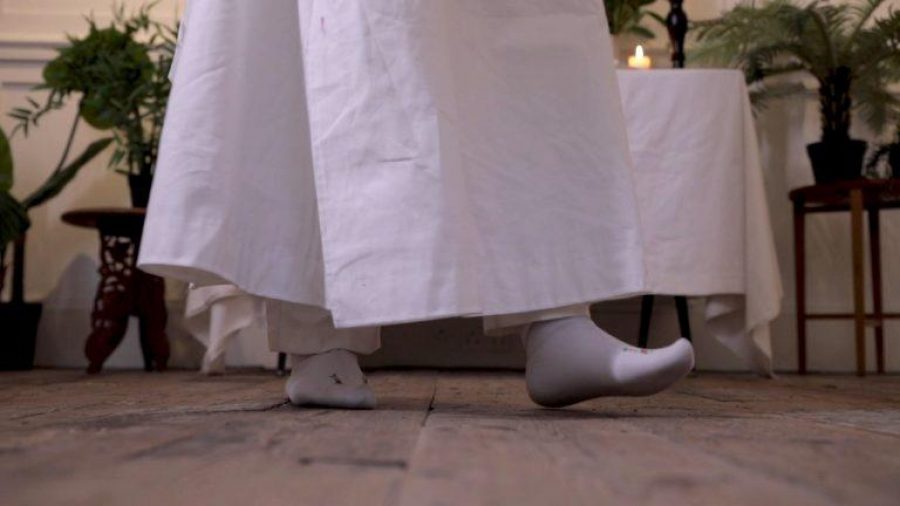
[84,234,137,374]
[868,206,885,374]
[793,198,807,374]
[135,270,170,372]
[277,353,288,376]
[850,189,866,377]
[674,296,692,341]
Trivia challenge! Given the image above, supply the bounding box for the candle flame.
[635,45,645,58]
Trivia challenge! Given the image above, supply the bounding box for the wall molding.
[0,39,61,70]
[0,0,181,65]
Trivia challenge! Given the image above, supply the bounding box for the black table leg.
[277,352,287,376]
[638,295,655,348]
[639,295,691,348]
[675,296,692,341]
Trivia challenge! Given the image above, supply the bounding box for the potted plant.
[692,0,900,184]
[0,127,111,370]
[866,125,900,177]
[605,0,665,65]
[9,4,176,207]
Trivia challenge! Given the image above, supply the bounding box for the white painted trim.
[0,35,66,47]
[0,37,62,68]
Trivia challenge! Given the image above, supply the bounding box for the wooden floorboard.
[394,373,826,506]
[0,371,437,506]
[0,370,898,505]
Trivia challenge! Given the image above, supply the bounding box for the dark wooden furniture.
[62,208,169,373]
[790,179,900,376]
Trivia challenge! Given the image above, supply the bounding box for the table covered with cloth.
[618,69,782,375]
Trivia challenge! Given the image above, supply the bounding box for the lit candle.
[627,45,652,69]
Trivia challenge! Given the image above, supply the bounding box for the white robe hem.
[139,256,647,329]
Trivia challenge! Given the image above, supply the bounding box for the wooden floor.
[1,370,899,506]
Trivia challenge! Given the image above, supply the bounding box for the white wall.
[2,0,899,372]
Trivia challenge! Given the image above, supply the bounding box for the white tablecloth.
[618,69,782,375]
[185,69,782,375]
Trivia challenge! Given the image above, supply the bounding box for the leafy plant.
[605,0,665,39]
[691,0,900,143]
[866,124,900,176]
[0,126,112,301]
[0,129,28,273]
[9,2,176,178]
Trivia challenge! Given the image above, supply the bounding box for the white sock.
[286,349,376,409]
[523,315,694,407]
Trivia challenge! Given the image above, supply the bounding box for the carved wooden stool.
[62,208,169,373]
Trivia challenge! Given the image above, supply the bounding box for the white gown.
[138,0,645,331]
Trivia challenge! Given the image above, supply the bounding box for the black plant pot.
[128,173,154,208]
[807,139,868,184]
[889,145,900,178]
[0,302,42,370]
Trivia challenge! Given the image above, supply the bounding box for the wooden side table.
[790,180,900,376]
[62,208,169,373]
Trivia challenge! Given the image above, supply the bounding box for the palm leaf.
[0,127,12,192]
[853,75,900,135]
[847,0,887,46]
[854,8,900,77]
[691,0,900,138]
[22,137,113,209]
[0,191,29,249]
[805,2,843,68]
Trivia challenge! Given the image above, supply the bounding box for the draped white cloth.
[139,0,646,328]
[618,69,782,375]
[182,284,266,374]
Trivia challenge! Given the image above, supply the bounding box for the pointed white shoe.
[610,338,695,396]
[523,316,695,408]
[286,350,377,410]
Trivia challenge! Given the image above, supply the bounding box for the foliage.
[0,126,12,191]
[9,2,177,177]
[0,128,29,274]
[0,125,112,297]
[866,124,900,175]
[605,0,664,38]
[21,138,115,210]
[691,0,900,142]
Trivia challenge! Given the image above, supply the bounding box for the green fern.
[691,0,900,141]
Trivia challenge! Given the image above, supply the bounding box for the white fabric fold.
[183,285,266,374]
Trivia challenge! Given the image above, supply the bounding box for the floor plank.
[0,371,436,506]
[1,370,898,506]
[393,373,831,506]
